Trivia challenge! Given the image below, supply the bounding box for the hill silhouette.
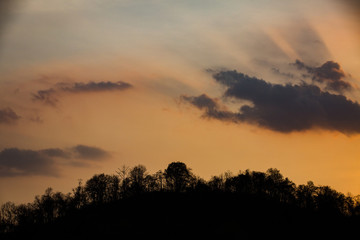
[1,162,360,239]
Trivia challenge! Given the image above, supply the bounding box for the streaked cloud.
[265,21,331,65]
[33,81,132,106]
[182,70,360,134]
[0,145,110,177]
[61,81,132,93]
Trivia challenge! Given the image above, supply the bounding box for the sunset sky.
[1,0,360,204]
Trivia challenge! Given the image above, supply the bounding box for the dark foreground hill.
[3,191,360,239]
[1,162,360,239]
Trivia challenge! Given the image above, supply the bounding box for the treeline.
[1,162,360,235]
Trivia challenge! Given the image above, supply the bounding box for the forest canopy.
[1,161,360,237]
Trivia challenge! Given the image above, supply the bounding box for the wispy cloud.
[32,88,58,107]
[0,145,110,177]
[0,107,20,124]
[271,67,295,79]
[182,70,360,134]
[33,81,132,106]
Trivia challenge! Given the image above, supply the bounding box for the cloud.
[181,94,220,112]
[292,60,351,93]
[33,81,132,106]
[72,145,110,160]
[271,67,294,79]
[61,81,132,92]
[40,148,71,159]
[0,145,110,177]
[0,108,20,124]
[182,70,360,134]
[32,88,58,107]
[180,94,234,120]
[0,148,58,177]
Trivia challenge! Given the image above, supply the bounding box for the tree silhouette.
[144,171,165,192]
[85,174,120,204]
[71,179,87,209]
[315,186,348,216]
[208,175,226,192]
[128,165,147,193]
[164,162,192,192]
[296,181,317,210]
[1,161,360,238]
[116,165,131,196]
[0,202,17,233]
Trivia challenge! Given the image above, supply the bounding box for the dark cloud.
[61,81,132,93]
[293,60,351,93]
[0,108,20,124]
[0,145,110,177]
[32,88,58,106]
[33,81,132,106]
[0,148,58,177]
[183,70,360,134]
[180,94,234,120]
[72,145,110,160]
[181,94,220,111]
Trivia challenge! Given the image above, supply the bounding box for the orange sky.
[0,0,360,204]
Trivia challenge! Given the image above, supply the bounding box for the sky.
[0,0,360,204]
